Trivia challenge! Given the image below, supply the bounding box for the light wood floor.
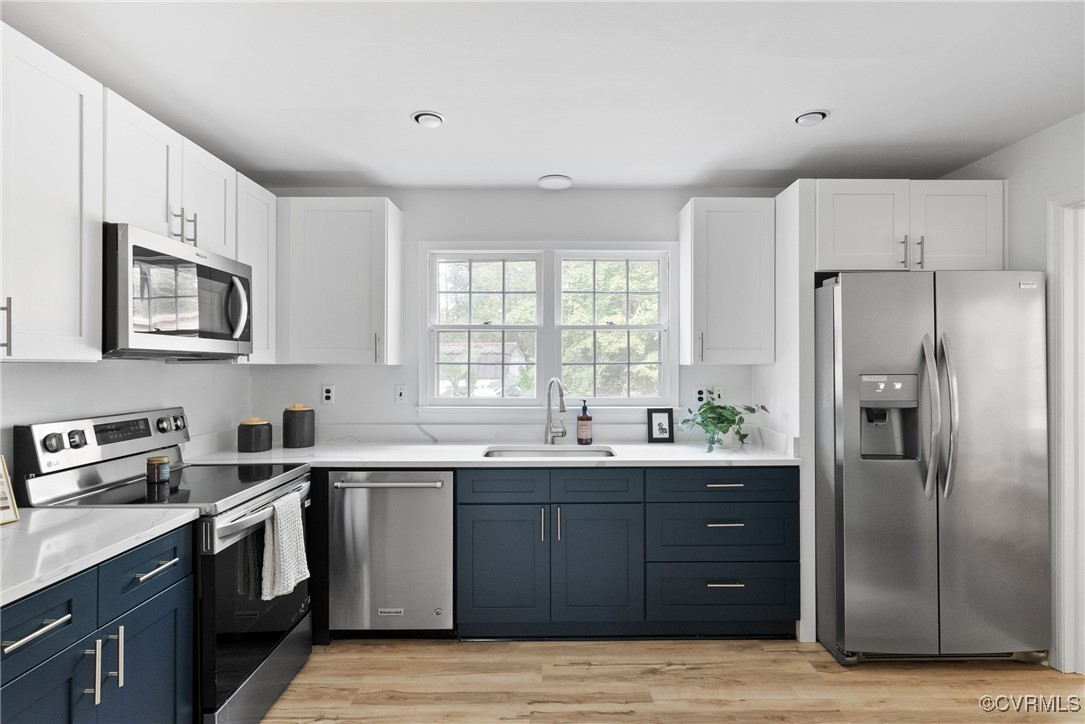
[264,639,1085,723]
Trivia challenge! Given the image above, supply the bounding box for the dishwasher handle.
[334,480,444,490]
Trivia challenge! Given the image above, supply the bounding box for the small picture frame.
[1,455,19,525]
[647,408,674,443]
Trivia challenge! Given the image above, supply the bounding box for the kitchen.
[1,1,1083,722]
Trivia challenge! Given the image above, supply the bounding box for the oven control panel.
[14,406,190,477]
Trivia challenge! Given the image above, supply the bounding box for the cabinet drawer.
[646,503,798,561]
[646,562,799,622]
[456,469,550,503]
[97,526,193,625]
[1,569,97,686]
[646,467,797,502]
[551,469,644,502]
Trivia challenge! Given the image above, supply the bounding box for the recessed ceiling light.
[538,174,573,190]
[411,110,444,128]
[795,110,828,127]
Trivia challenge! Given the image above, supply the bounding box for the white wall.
[253,187,774,442]
[943,112,1085,270]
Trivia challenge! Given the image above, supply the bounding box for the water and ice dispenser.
[858,374,919,459]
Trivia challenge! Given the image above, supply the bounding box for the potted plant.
[681,391,768,452]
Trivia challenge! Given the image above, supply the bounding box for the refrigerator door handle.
[940,332,960,499]
[921,333,942,500]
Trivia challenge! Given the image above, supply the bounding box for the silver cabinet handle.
[185,210,198,244]
[917,234,926,268]
[2,613,73,654]
[921,333,942,501]
[169,207,184,239]
[374,332,380,363]
[941,332,960,500]
[334,481,443,489]
[699,332,704,361]
[706,582,746,589]
[705,483,744,489]
[1,296,11,356]
[557,506,561,541]
[706,522,745,528]
[134,557,180,583]
[540,507,545,543]
[108,625,124,688]
[83,639,102,705]
[900,234,909,266]
[229,276,249,340]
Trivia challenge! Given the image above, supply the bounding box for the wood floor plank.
[263,639,1085,723]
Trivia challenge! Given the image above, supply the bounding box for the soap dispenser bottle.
[577,400,593,445]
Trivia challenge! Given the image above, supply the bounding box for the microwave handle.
[229,276,249,340]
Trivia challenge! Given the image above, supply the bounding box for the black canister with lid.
[237,417,273,452]
[146,455,170,502]
[283,404,315,448]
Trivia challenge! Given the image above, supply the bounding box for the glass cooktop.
[61,463,308,516]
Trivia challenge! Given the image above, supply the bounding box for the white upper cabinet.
[816,179,1004,271]
[236,174,277,364]
[679,197,775,365]
[181,138,237,259]
[104,90,183,239]
[277,197,403,365]
[1,24,103,361]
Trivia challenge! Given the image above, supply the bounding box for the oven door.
[197,479,311,716]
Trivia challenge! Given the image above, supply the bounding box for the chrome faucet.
[544,377,567,444]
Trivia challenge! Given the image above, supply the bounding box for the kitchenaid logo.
[978,695,1080,714]
[377,608,404,616]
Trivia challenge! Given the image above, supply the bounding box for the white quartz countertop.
[1,508,199,606]
[189,440,799,468]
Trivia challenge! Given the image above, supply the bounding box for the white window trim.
[418,240,678,414]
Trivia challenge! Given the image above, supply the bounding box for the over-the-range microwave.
[104,223,252,360]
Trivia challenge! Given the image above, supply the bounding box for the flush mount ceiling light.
[538,174,573,190]
[411,110,444,128]
[795,110,829,127]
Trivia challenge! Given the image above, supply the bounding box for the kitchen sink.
[483,445,616,458]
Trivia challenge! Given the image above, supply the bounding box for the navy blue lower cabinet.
[0,631,100,724]
[646,562,800,622]
[456,504,550,624]
[551,504,644,622]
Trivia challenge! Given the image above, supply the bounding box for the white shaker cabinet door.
[679,197,775,365]
[236,174,277,364]
[909,180,1004,270]
[181,139,237,259]
[816,179,910,271]
[278,197,402,365]
[1,24,103,361]
[104,90,183,239]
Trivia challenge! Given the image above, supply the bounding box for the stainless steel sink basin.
[483,445,616,458]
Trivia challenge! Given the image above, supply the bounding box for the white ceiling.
[3,1,1083,189]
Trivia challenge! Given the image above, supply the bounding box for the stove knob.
[42,433,65,453]
[157,417,172,433]
[172,415,185,431]
[67,429,88,449]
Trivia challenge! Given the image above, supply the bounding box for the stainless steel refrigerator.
[815,271,1049,664]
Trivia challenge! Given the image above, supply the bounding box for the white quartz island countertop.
[189,440,800,468]
[1,508,199,606]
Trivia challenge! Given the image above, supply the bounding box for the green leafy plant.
[681,391,768,452]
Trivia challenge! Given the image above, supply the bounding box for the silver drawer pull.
[2,613,73,654]
[706,582,746,589]
[108,625,124,687]
[83,639,102,705]
[706,522,745,528]
[705,483,744,489]
[334,481,443,489]
[134,557,180,583]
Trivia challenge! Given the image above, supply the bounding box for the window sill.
[417,405,674,425]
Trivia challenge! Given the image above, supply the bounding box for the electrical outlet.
[321,384,335,405]
[394,384,407,405]
[694,386,725,404]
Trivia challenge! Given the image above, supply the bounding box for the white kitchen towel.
[260,491,310,601]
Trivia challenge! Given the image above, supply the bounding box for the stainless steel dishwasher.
[328,470,454,630]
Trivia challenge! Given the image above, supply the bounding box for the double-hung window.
[426,244,674,408]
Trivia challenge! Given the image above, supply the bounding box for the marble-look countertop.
[1,508,199,606]
[189,440,800,468]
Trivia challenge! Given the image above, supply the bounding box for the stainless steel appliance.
[328,470,454,630]
[104,223,253,360]
[12,408,311,723]
[815,271,1049,664]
